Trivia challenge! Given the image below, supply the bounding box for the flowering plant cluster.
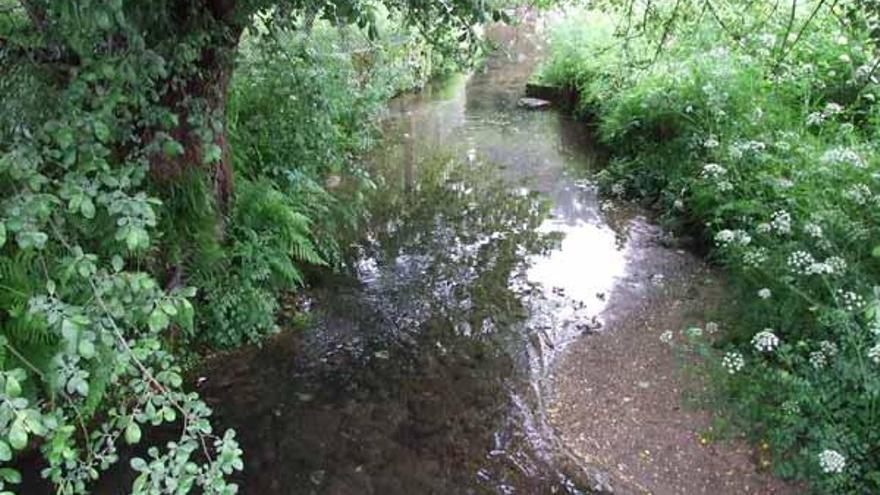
[540,1,880,492]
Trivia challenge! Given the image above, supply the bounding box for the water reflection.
[87,12,638,495]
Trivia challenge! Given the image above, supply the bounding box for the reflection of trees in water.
[365,153,560,336]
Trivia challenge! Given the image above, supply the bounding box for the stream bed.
[87,14,699,495]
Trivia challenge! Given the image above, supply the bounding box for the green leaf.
[160,301,178,316]
[0,440,11,462]
[80,197,96,219]
[8,421,27,450]
[178,300,194,334]
[162,140,184,158]
[0,222,6,248]
[203,143,222,164]
[4,377,21,397]
[148,309,170,332]
[0,468,21,484]
[125,422,142,445]
[130,457,148,471]
[93,121,111,143]
[78,340,96,359]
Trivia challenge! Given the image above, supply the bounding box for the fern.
[0,252,56,377]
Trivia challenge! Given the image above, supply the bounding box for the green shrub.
[541,2,880,492]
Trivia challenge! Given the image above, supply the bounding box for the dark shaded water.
[62,14,658,495]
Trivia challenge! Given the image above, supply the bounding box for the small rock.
[517,97,552,109]
[309,469,325,486]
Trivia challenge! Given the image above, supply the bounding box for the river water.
[194,17,644,495]
[81,14,661,495]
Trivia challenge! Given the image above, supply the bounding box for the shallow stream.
[89,13,683,495]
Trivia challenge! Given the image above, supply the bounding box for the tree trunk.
[149,1,244,215]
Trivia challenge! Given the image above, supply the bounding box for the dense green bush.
[0,1,488,492]
[540,2,880,492]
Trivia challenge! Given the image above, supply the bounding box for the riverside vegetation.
[0,1,497,493]
[536,1,880,493]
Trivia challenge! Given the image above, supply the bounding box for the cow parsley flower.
[660,330,674,344]
[743,248,768,268]
[771,210,792,234]
[826,256,847,274]
[721,351,744,374]
[788,250,816,273]
[705,321,719,334]
[809,350,827,369]
[611,181,626,197]
[806,111,825,126]
[717,180,734,192]
[824,102,844,115]
[836,290,865,311]
[820,340,839,357]
[758,288,772,299]
[869,343,880,364]
[701,163,727,179]
[752,329,780,352]
[803,223,823,239]
[781,400,800,415]
[818,449,846,474]
[845,183,871,205]
[821,147,866,168]
[715,229,750,247]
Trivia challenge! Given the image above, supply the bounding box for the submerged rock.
[517,96,552,109]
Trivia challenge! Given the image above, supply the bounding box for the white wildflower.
[673,199,685,210]
[826,256,847,274]
[809,350,827,369]
[706,321,719,334]
[758,288,772,299]
[756,223,772,234]
[818,449,846,474]
[821,147,866,168]
[820,340,839,357]
[806,261,834,275]
[717,180,734,192]
[836,290,865,311]
[752,329,780,352]
[721,351,744,374]
[704,136,720,149]
[701,163,727,179]
[806,111,825,126]
[803,223,823,239]
[824,102,844,115]
[788,250,816,273]
[776,178,794,189]
[845,183,871,205]
[771,210,792,234]
[743,248,768,268]
[611,181,626,197]
[869,343,880,364]
[781,400,801,415]
[715,229,750,247]
[660,330,674,344]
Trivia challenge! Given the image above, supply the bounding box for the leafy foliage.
[0,0,489,493]
[540,1,880,491]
